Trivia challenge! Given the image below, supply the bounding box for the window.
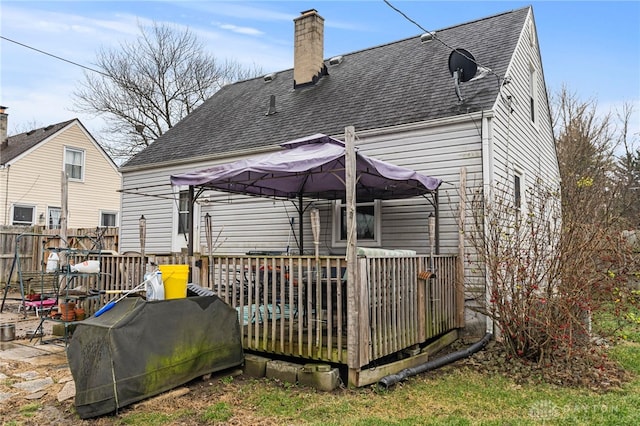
[514,173,522,211]
[100,211,118,227]
[332,200,381,247]
[178,190,190,235]
[48,207,61,229]
[12,205,34,226]
[529,64,537,123]
[65,147,85,180]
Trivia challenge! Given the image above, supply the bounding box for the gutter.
[481,113,495,335]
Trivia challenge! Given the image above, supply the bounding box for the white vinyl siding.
[491,11,558,193]
[119,119,484,257]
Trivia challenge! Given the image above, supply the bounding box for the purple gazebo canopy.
[170,134,441,202]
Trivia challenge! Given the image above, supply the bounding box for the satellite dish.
[448,49,478,82]
[448,48,478,102]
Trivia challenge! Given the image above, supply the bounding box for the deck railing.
[95,253,458,367]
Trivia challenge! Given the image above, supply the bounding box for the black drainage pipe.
[378,332,492,389]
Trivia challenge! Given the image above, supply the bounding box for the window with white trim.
[332,200,381,247]
[12,205,35,226]
[100,211,118,227]
[65,147,85,180]
[178,190,190,235]
[48,207,61,229]
[529,63,537,124]
[514,172,523,213]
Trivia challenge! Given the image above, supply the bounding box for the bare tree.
[553,87,618,227]
[613,102,640,228]
[464,88,640,368]
[10,119,43,135]
[73,21,262,163]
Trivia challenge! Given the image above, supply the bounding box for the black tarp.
[67,295,243,419]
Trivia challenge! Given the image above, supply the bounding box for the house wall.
[491,10,558,189]
[118,10,558,339]
[0,122,121,229]
[461,10,560,334]
[119,117,483,258]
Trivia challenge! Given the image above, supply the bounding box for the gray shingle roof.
[123,7,529,169]
[1,119,76,165]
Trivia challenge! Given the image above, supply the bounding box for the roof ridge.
[323,6,532,62]
[9,118,77,139]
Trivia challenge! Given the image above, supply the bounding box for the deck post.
[345,126,359,380]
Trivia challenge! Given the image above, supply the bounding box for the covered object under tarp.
[67,296,243,419]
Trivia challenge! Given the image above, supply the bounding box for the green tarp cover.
[67,296,243,419]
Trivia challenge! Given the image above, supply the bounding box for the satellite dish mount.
[448,49,478,103]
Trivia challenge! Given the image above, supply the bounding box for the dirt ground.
[1,293,634,424]
[0,295,275,425]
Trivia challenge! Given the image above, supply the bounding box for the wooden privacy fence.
[0,227,119,284]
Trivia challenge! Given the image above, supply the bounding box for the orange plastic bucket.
[158,265,189,299]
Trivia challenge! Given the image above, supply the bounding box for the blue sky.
[1,1,639,140]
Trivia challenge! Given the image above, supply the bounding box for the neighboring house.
[0,112,121,230]
[119,7,559,333]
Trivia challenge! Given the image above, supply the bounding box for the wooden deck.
[96,252,460,386]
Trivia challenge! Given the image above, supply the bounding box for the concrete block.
[298,363,340,391]
[244,354,271,378]
[265,360,302,384]
[51,323,76,337]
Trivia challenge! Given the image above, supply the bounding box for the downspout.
[481,112,495,335]
[378,332,492,389]
[3,164,9,225]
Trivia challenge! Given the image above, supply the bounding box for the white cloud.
[217,23,264,36]
[179,2,294,23]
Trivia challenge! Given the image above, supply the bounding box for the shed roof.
[123,7,530,169]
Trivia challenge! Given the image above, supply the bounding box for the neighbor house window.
[332,200,381,247]
[65,147,85,180]
[12,205,34,226]
[100,211,118,227]
[178,190,190,235]
[48,207,61,229]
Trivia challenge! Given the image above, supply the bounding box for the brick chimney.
[293,9,327,88]
[0,106,7,145]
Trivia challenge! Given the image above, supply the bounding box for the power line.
[382,0,502,81]
[0,35,109,78]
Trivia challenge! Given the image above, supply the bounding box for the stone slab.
[12,377,54,393]
[265,360,302,384]
[244,353,270,378]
